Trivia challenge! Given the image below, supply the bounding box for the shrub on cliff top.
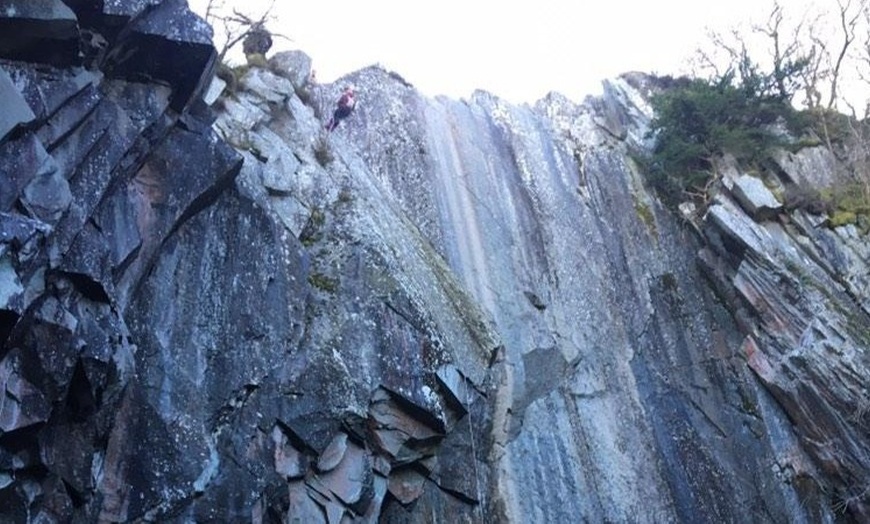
[642,73,805,207]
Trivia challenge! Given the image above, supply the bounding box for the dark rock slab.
[11,296,79,398]
[124,149,247,277]
[104,0,216,111]
[38,417,96,496]
[74,302,128,393]
[20,149,70,223]
[33,474,75,522]
[278,408,344,457]
[0,255,23,314]
[0,0,80,66]
[0,212,48,254]
[102,0,163,17]
[318,439,374,512]
[288,481,327,523]
[94,183,142,271]
[2,63,96,124]
[35,82,101,151]
[317,431,348,472]
[387,467,427,505]
[38,90,115,183]
[273,349,367,456]
[0,481,28,522]
[436,383,490,504]
[0,134,54,213]
[50,81,173,262]
[61,0,158,46]
[435,364,474,414]
[375,306,448,432]
[119,183,310,515]
[188,433,285,523]
[58,225,113,303]
[369,387,443,463]
[0,66,35,142]
[380,478,481,523]
[0,350,51,432]
[272,425,306,479]
[95,384,198,522]
[111,124,241,300]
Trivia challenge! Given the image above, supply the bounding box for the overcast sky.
[190,0,822,104]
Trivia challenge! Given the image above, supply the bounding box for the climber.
[325,85,356,132]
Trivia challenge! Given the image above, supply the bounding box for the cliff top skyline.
[190,0,822,104]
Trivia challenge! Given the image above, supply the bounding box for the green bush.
[643,75,800,207]
[782,184,831,215]
[829,210,858,227]
[313,136,333,167]
[823,183,870,229]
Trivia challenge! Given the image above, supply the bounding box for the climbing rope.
[466,376,485,519]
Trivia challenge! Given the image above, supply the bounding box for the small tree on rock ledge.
[203,0,287,63]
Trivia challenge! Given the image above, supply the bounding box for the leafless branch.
[828,0,862,108]
[799,19,830,109]
[203,0,289,62]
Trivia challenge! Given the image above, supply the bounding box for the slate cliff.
[1,1,869,522]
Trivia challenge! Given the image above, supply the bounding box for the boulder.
[268,50,313,90]
[731,174,782,220]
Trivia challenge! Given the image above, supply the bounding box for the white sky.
[190,0,827,104]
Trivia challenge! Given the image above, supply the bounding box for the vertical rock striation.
[327,67,867,521]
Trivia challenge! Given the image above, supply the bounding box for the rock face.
[304,68,869,521]
[1,1,869,523]
[1,1,493,521]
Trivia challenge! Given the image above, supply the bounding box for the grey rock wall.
[324,67,867,521]
[1,2,497,521]
[212,66,497,522]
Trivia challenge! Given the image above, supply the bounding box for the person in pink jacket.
[325,85,356,132]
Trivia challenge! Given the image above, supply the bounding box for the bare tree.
[691,1,812,103]
[751,1,811,101]
[203,0,289,62]
[827,0,863,108]
[691,0,870,112]
[692,28,745,80]
[798,17,829,110]
[855,3,870,115]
